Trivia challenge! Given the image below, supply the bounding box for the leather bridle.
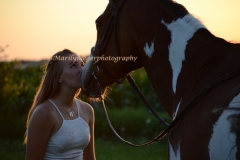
[89,0,240,147]
[90,0,126,86]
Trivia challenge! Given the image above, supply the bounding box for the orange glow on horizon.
[0,0,240,61]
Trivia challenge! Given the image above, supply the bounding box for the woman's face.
[60,53,84,89]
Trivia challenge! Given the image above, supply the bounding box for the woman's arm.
[25,104,54,160]
[83,104,96,160]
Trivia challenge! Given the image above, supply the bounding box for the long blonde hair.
[24,49,80,144]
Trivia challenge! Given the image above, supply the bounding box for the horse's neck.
[144,21,240,118]
[122,0,240,117]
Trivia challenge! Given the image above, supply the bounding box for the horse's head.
[80,0,189,98]
[81,0,143,98]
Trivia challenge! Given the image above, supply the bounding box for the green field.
[95,138,168,160]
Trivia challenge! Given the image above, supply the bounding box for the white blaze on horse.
[80,0,240,159]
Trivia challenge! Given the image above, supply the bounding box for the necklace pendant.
[69,111,75,118]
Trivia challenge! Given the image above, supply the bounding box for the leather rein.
[90,0,240,147]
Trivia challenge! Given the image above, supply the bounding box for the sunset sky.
[1,0,240,61]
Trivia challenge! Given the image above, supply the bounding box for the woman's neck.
[51,89,77,108]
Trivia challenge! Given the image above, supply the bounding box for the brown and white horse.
[80,0,240,159]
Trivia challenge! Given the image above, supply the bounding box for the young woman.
[24,49,96,160]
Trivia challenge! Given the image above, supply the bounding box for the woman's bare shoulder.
[76,98,92,108]
[30,100,56,126]
[34,100,55,115]
[75,99,94,115]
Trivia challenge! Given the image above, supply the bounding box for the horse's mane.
[157,0,189,18]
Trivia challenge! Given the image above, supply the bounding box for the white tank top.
[44,99,90,160]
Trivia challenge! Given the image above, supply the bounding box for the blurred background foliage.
[0,47,169,159]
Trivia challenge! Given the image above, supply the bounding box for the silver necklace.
[62,102,76,118]
[68,110,75,118]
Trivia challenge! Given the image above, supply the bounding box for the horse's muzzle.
[80,60,103,98]
[81,77,102,98]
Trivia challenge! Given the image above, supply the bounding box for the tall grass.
[95,138,168,160]
[93,106,170,160]
[0,139,25,160]
[93,104,171,139]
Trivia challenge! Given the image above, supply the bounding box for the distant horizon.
[0,49,91,62]
[0,43,91,61]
